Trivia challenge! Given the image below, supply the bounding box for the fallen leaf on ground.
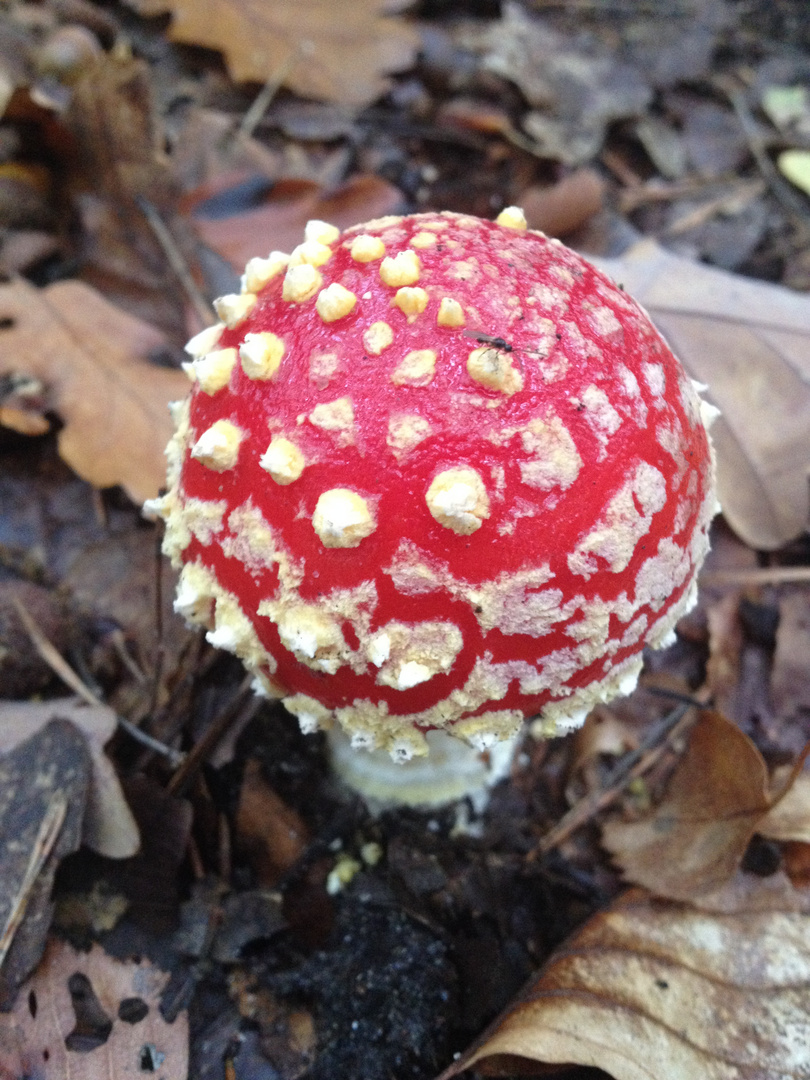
[127,0,419,108]
[236,759,310,888]
[0,938,187,1079]
[760,769,810,844]
[62,529,196,711]
[592,239,810,549]
[170,107,282,194]
[460,2,651,164]
[565,708,638,804]
[0,720,90,1005]
[65,53,195,339]
[0,699,139,859]
[602,710,810,910]
[518,169,606,238]
[437,887,810,1080]
[0,277,189,504]
[0,580,69,697]
[190,174,404,272]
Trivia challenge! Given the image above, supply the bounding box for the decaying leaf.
[236,759,310,888]
[62,529,196,709]
[0,699,139,859]
[0,720,90,1005]
[602,711,771,903]
[592,239,810,549]
[191,174,403,273]
[460,2,651,165]
[438,887,810,1080]
[0,277,189,504]
[65,53,194,339]
[0,938,187,1079]
[127,0,419,108]
[602,711,810,911]
[760,770,810,845]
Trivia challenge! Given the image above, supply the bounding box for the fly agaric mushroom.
[147,209,717,799]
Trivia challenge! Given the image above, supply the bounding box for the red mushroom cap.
[150,209,717,761]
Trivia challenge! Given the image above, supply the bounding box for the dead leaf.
[518,169,605,238]
[0,580,69,698]
[0,699,139,859]
[602,710,810,913]
[191,174,404,272]
[65,53,196,339]
[602,711,771,902]
[127,0,419,108]
[591,239,810,549]
[760,770,810,844]
[236,759,310,888]
[62,529,196,708]
[566,708,638,804]
[169,107,282,194]
[460,2,651,165]
[438,887,810,1080]
[0,720,89,1005]
[0,277,189,504]
[0,938,187,1079]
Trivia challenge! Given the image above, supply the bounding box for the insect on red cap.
[148,208,718,764]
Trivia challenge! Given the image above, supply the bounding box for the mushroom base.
[327,726,520,810]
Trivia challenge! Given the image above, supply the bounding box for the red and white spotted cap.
[148,208,717,763]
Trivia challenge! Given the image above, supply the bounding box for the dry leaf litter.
[0,2,809,1079]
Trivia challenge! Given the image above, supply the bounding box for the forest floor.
[1,1,810,1078]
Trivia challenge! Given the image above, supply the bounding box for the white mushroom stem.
[326,726,521,811]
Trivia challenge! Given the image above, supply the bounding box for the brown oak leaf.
[602,710,810,912]
[126,0,419,107]
[0,277,189,504]
[438,887,810,1080]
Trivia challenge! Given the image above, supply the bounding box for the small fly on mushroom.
[147,208,718,807]
[463,330,513,352]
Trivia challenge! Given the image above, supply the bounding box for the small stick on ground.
[136,196,214,329]
[528,689,712,859]
[167,674,260,796]
[12,596,185,767]
[701,565,810,587]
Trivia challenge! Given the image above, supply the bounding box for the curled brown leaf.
[438,888,810,1080]
[126,0,419,107]
[0,277,189,503]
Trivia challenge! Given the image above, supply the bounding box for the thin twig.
[238,53,296,140]
[701,565,810,587]
[12,596,185,767]
[528,691,711,859]
[108,626,147,684]
[716,76,810,234]
[116,715,186,767]
[148,525,167,719]
[167,675,259,796]
[0,794,67,969]
[135,196,214,328]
